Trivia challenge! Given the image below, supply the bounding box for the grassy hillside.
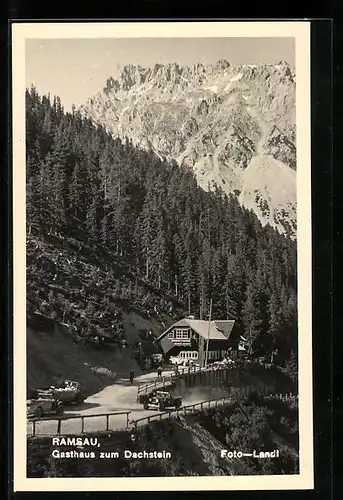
[27,230,185,393]
[27,325,135,396]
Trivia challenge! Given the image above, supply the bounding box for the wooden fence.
[132,387,297,430]
[131,396,232,430]
[136,360,285,398]
[265,392,298,403]
[137,365,221,398]
[28,389,297,439]
[28,411,131,437]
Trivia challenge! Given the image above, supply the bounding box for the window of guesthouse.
[175,328,190,339]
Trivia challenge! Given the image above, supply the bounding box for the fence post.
[201,402,203,411]
[32,420,36,437]
[81,416,84,434]
[126,413,130,429]
[57,419,61,435]
[106,414,109,431]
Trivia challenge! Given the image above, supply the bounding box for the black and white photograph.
[12,21,313,491]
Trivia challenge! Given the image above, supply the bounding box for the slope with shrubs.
[27,229,183,392]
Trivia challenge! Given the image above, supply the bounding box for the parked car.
[27,397,64,418]
[169,356,199,368]
[177,359,199,369]
[169,356,184,365]
[48,380,84,404]
[212,358,235,369]
[141,391,182,411]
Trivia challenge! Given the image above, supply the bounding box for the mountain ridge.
[80,60,297,238]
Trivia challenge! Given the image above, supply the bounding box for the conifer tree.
[268,292,285,349]
[86,198,99,239]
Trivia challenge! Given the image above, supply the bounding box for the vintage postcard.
[12,21,313,491]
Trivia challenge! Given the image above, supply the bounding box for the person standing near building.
[129,371,134,384]
[157,365,163,379]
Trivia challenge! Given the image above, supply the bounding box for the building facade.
[155,318,237,363]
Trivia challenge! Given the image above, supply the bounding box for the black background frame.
[2,15,337,500]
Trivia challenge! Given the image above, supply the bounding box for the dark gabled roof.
[159,335,174,354]
[155,318,236,353]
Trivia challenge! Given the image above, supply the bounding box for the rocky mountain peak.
[80,60,297,238]
[216,59,230,70]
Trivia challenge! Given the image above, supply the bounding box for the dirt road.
[27,370,229,436]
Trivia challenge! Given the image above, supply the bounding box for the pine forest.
[26,86,298,375]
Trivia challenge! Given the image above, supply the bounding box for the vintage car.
[169,355,185,366]
[141,391,182,411]
[212,358,235,370]
[49,379,85,404]
[27,397,64,418]
[169,356,199,368]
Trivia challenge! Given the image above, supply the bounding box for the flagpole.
[249,325,252,356]
[199,299,203,367]
[204,298,212,368]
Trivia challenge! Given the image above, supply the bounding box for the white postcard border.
[12,20,313,492]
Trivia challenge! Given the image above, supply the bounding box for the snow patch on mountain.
[239,155,297,236]
[230,73,243,82]
[205,85,219,93]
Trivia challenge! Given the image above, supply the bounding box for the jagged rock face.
[80,60,297,238]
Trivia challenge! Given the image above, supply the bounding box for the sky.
[26,37,295,111]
